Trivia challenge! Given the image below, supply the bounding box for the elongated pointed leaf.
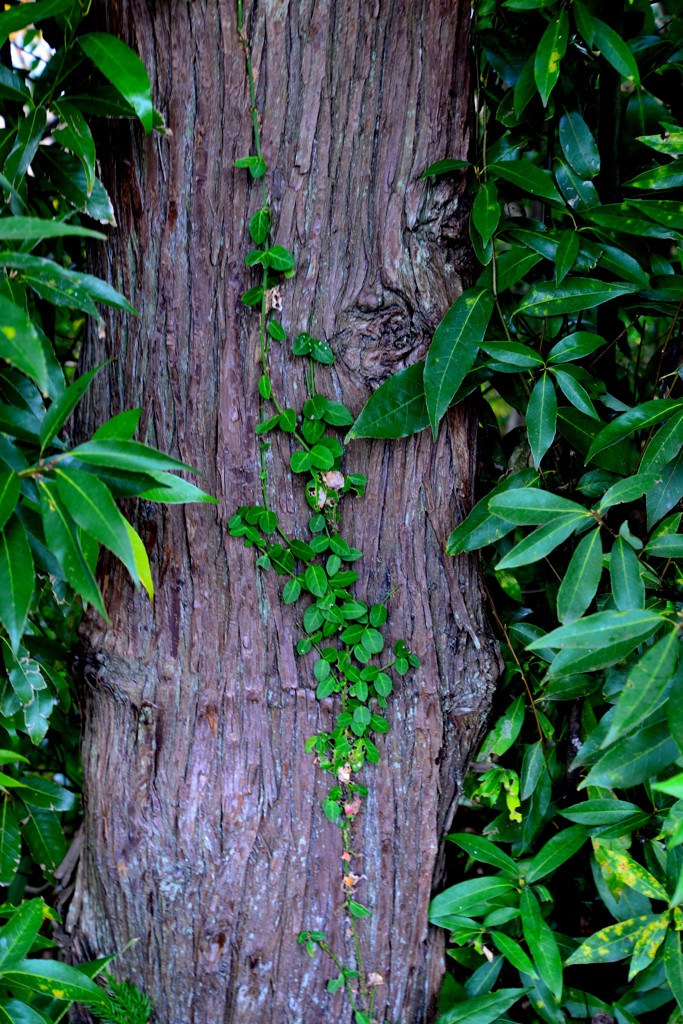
[556,527,602,623]
[445,834,519,876]
[532,609,664,651]
[40,365,105,453]
[534,10,568,106]
[0,515,35,654]
[603,630,679,745]
[552,368,598,419]
[491,932,537,976]
[625,159,683,191]
[0,296,49,393]
[137,471,217,504]
[69,439,195,474]
[496,513,586,570]
[526,825,587,883]
[447,469,539,554]
[472,182,500,245]
[647,449,683,530]
[515,278,637,319]
[0,0,75,42]
[641,409,683,473]
[2,959,109,1006]
[0,253,137,317]
[438,988,527,1024]
[20,805,67,879]
[583,716,679,789]
[547,331,605,364]
[424,289,494,437]
[596,847,668,901]
[0,218,105,242]
[347,361,428,439]
[54,467,139,587]
[489,161,563,205]
[0,1000,52,1024]
[0,469,20,534]
[610,537,644,611]
[481,340,544,369]
[489,488,586,525]
[79,33,153,135]
[592,17,640,85]
[5,108,47,185]
[559,112,600,179]
[665,927,683,1013]
[597,472,659,512]
[0,799,20,885]
[39,483,107,618]
[527,374,557,468]
[586,399,683,462]
[520,888,563,1000]
[429,876,515,926]
[53,100,96,195]
[554,230,580,284]
[0,899,46,970]
[566,916,653,966]
[92,409,142,442]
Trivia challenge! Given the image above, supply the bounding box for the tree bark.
[68,2,500,1022]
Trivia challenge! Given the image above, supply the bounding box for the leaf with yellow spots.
[628,912,670,979]
[0,959,109,1007]
[0,899,45,970]
[565,915,655,966]
[534,10,569,106]
[596,847,668,902]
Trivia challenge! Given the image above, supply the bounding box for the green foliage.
[0,4,204,1020]
[350,0,683,1019]
[233,3,419,1019]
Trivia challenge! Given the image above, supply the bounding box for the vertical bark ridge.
[69,1,500,1022]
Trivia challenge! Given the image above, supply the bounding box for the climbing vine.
[230,6,419,1022]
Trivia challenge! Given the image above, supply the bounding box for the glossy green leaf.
[610,537,644,611]
[531,610,663,651]
[559,112,600,179]
[0,899,46,970]
[559,798,643,827]
[556,526,602,623]
[592,17,640,85]
[481,246,543,293]
[0,296,49,394]
[429,876,515,927]
[438,989,527,1024]
[421,159,469,178]
[0,799,20,885]
[489,161,563,205]
[424,288,494,437]
[0,253,137,317]
[20,805,67,879]
[347,362,428,440]
[646,449,683,530]
[665,927,683,1013]
[496,513,585,570]
[625,158,683,191]
[92,409,141,442]
[641,409,683,473]
[583,203,680,239]
[566,916,653,966]
[39,364,104,453]
[526,825,587,883]
[2,958,109,1005]
[554,230,580,284]
[79,33,154,134]
[54,467,139,587]
[583,717,680,789]
[534,10,568,107]
[490,932,537,976]
[0,469,19,534]
[0,1000,52,1024]
[547,331,605,364]
[446,469,539,555]
[137,471,217,504]
[249,208,270,244]
[597,472,659,513]
[526,374,557,469]
[515,279,638,319]
[586,400,683,463]
[0,515,34,654]
[53,100,96,194]
[480,340,543,369]
[552,368,598,419]
[125,520,153,601]
[554,158,600,211]
[69,439,194,475]
[5,108,47,185]
[521,887,563,1000]
[445,834,519,876]
[489,488,586,526]
[0,0,76,41]
[472,182,500,245]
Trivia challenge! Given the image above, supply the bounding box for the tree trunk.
[68,1,500,1021]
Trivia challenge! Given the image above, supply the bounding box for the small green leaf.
[249,208,270,244]
[521,887,563,1000]
[603,630,679,745]
[489,161,563,205]
[283,579,301,604]
[304,565,327,598]
[0,899,46,970]
[445,834,519,876]
[0,799,20,885]
[526,826,588,883]
[265,245,294,271]
[0,515,34,654]
[429,877,515,927]
[554,230,580,284]
[421,159,469,178]
[53,100,96,194]
[641,409,683,474]
[472,182,500,246]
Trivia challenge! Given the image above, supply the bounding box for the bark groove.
[68,2,500,1022]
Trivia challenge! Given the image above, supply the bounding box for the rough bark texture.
[68,2,500,1022]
